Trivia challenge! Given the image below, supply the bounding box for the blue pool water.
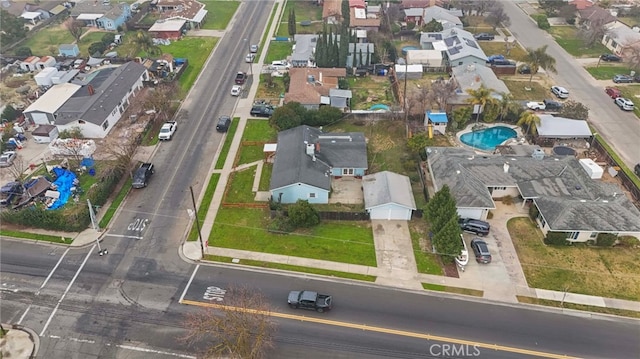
[459,126,517,151]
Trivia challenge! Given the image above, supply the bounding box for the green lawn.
[585,65,632,80]
[548,26,609,58]
[98,178,132,229]
[259,163,272,191]
[243,119,277,141]
[277,21,323,38]
[22,28,75,56]
[188,173,221,241]
[0,230,71,244]
[478,42,528,62]
[256,75,286,99]
[159,37,218,91]
[237,145,264,166]
[200,0,241,30]
[225,167,257,203]
[259,2,280,57]
[503,80,550,100]
[422,283,484,297]
[265,41,293,63]
[215,117,240,169]
[409,220,443,275]
[347,76,395,110]
[210,207,377,265]
[77,32,112,56]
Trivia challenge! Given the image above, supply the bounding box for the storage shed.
[20,56,41,72]
[32,125,59,144]
[363,171,416,220]
[36,56,57,70]
[394,64,423,79]
[59,44,80,57]
[579,158,604,179]
[34,67,58,87]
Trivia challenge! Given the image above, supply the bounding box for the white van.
[271,60,291,70]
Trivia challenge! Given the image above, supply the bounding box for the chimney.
[319,72,323,83]
[315,142,320,152]
[87,85,95,95]
[503,162,510,173]
[306,142,315,156]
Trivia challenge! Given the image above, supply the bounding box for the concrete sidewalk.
[0,324,38,359]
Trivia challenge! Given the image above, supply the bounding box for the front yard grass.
[585,65,632,80]
[23,27,75,56]
[478,42,528,62]
[78,32,111,56]
[224,167,257,203]
[423,283,484,297]
[503,79,550,100]
[548,26,609,58]
[256,74,286,100]
[348,76,395,110]
[157,37,218,91]
[187,173,221,241]
[265,41,293,63]
[210,207,377,266]
[237,145,264,166]
[243,119,277,141]
[205,255,377,282]
[0,230,71,244]
[258,163,272,191]
[409,219,443,275]
[200,0,240,30]
[215,117,240,169]
[508,217,640,301]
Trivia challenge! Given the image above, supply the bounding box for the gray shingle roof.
[451,63,509,99]
[292,34,318,64]
[270,125,367,190]
[426,147,640,232]
[56,62,146,125]
[363,171,416,210]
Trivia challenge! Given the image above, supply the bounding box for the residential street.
[504,0,640,168]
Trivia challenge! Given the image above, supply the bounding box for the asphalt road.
[504,1,640,167]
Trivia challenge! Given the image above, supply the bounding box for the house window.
[590,232,597,239]
[569,232,579,240]
[493,186,506,190]
[309,193,316,198]
[102,120,109,130]
[78,120,85,124]
[611,40,618,48]
[342,168,354,175]
[458,61,463,66]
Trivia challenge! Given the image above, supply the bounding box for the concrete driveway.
[504,1,640,168]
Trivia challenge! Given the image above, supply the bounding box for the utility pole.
[189,186,205,259]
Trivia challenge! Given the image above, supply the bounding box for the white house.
[420,28,488,68]
[363,171,416,220]
[23,83,82,125]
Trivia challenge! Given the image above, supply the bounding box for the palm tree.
[133,30,161,56]
[517,111,540,137]
[496,92,519,122]
[466,85,495,125]
[524,45,557,86]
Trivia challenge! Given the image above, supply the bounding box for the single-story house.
[53,62,148,138]
[569,0,594,10]
[291,34,318,68]
[422,6,463,29]
[602,24,640,56]
[322,0,342,23]
[403,8,425,25]
[450,63,510,104]
[59,44,80,57]
[424,111,448,135]
[156,0,208,29]
[148,19,187,39]
[420,28,488,68]
[363,171,416,220]
[349,0,366,9]
[32,124,59,144]
[536,115,592,139]
[284,68,349,110]
[270,125,368,204]
[426,146,640,242]
[70,1,131,31]
[347,43,374,67]
[350,7,380,31]
[577,5,618,28]
[23,83,82,125]
[20,56,40,72]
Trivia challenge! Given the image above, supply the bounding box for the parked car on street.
[245,53,255,63]
[605,87,622,98]
[288,290,333,313]
[216,116,231,132]
[235,72,247,85]
[601,54,622,62]
[613,74,633,83]
[230,85,242,97]
[551,86,569,99]
[526,101,545,110]
[543,99,563,111]
[250,44,259,53]
[615,97,635,111]
[158,121,177,140]
[635,163,640,177]
[474,33,495,41]
[0,151,17,167]
[132,163,154,189]
[470,238,492,264]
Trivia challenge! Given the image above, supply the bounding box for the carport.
[536,115,592,139]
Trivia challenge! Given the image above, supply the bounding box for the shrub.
[287,200,319,228]
[268,215,293,233]
[595,233,617,247]
[501,195,514,205]
[101,33,116,45]
[533,14,551,30]
[544,231,569,245]
[528,204,539,221]
[88,42,107,56]
[15,47,32,57]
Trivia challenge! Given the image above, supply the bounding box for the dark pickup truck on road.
[288,290,333,313]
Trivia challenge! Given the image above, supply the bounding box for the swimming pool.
[459,126,517,151]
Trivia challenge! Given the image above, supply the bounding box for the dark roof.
[55,62,146,125]
[578,5,617,24]
[70,1,128,19]
[426,147,640,233]
[270,125,368,191]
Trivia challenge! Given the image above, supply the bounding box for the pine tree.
[338,25,349,67]
[288,9,297,37]
[432,218,463,264]
[365,45,370,66]
[341,0,350,28]
[358,48,363,67]
[425,185,458,235]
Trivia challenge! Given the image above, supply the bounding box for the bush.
[287,200,319,228]
[88,42,107,56]
[101,33,116,45]
[595,233,617,247]
[501,195,514,205]
[544,231,569,245]
[15,47,32,57]
[528,204,539,221]
[533,14,551,30]
[268,215,294,233]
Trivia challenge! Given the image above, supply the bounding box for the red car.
[605,87,622,98]
[235,72,247,85]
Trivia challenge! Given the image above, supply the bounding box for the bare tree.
[625,42,640,70]
[487,5,511,30]
[427,79,458,111]
[144,83,178,121]
[505,39,517,56]
[473,0,497,16]
[66,20,85,42]
[579,17,610,47]
[98,137,138,174]
[451,0,476,16]
[181,286,276,359]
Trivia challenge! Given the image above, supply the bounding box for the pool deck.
[456,123,525,153]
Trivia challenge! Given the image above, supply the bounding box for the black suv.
[601,54,622,62]
[543,99,563,111]
[470,238,492,264]
[250,104,274,118]
[474,33,495,41]
[459,218,490,236]
[216,116,231,132]
[132,163,154,189]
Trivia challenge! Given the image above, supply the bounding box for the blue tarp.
[48,168,77,210]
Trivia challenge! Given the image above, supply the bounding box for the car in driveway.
[230,85,242,97]
[0,151,17,167]
[526,101,545,111]
[470,238,492,264]
[250,104,274,118]
[605,87,622,98]
[132,163,154,189]
[216,116,231,132]
[459,218,490,236]
[474,33,495,41]
[551,85,569,99]
[613,74,633,83]
[543,99,563,111]
[614,97,635,111]
[518,64,532,74]
[601,54,622,62]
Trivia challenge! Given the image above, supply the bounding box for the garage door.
[457,208,483,220]
[370,205,410,220]
[28,112,49,125]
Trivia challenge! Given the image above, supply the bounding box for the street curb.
[5,323,39,359]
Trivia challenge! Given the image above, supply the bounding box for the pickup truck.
[288,290,333,313]
[158,121,177,140]
[235,72,247,85]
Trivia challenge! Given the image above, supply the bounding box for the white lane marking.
[17,305,30,325]
[179,264,199,303]
[116,344,196,358]
[38,247,71,294]
[103,233,143,240]
[40,244,95,337]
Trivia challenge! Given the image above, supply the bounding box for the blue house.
[58,44,80,57]
[270,125,368,204]
[70,2,131,31]
[425,111,448,135]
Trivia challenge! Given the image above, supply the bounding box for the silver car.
[0,151,17,168]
